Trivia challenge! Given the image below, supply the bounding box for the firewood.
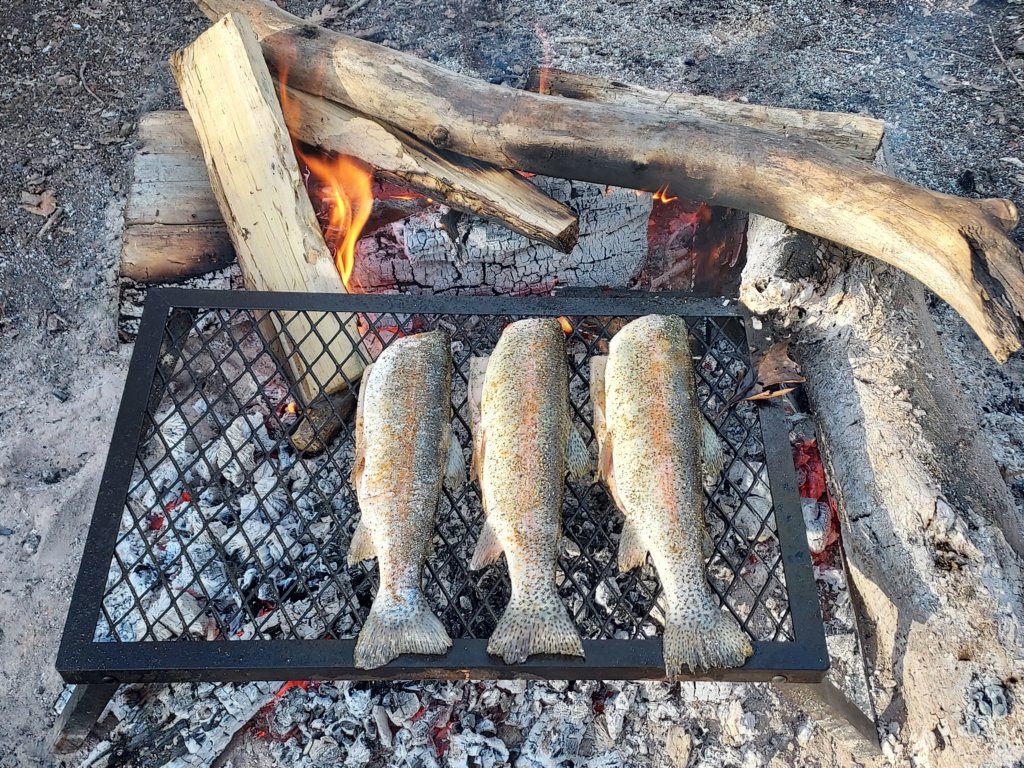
[742,211,1024,762]
[526,68,886,161]
[120,111,233,282]
[170,13,364,404]
[194,0,1024,362]
[284,88,579,253]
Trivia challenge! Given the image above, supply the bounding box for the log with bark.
[194,0,1024,362]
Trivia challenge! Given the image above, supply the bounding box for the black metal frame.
[54,289,876,752]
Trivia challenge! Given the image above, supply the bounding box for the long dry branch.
[195,0,1024,361]
[526,67,887,161]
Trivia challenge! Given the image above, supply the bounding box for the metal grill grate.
[58,290,826,683]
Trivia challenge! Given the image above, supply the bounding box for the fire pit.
[55,288,881,752]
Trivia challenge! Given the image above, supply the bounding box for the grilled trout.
[348,330,465,669]
[601,315,752,677]
[471,318,590,663]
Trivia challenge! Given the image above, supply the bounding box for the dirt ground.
[1,0,1023,766]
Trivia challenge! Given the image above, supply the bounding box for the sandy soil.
[0,1,1022,766]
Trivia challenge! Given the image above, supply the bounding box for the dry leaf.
[757,341,805,388]
[21,189,57,217]
[742,341,805,402]
[306,3,340,23]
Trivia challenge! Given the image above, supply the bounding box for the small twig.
[37,206,63,239]
[342,0,371,18]
[937,46,979,63]
[988,25,1024,95]
[834,47,867,55]
[79,61,104,105]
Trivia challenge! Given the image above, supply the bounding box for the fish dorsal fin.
[701,417,725,488]
[469,517,503,570]
[350,363,374,491]
[617,518,648,572]
[444,424,467,491]
[347,519,375,565]
[566,424,592,482]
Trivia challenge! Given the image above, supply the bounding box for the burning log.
[742,214,1024,761]
[195,0,1024,362]
[526,68,886,161]
[350,177,651,295]
[170,13,365,404]
[283,88,579,253]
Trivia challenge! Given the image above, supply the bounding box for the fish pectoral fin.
[350,363,374,490]
[702,417,726,486]
[470,426,485,484]
[346,519,376,565]
[469,518,503,570]
[444,427,468,491]
[617,518,649,572]
[566,424,592,482]
[598,430,628,511]
[597,429,613,483]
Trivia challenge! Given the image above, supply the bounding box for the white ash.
[77,681,280,768]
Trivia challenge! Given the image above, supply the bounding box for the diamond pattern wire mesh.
[94,305,794,648]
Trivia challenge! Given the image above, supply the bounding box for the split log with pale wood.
[170,12,364,406]
[193,0,1024,362]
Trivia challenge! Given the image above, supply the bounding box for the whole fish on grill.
[599,314,752,677]
[347,330,466,669]
[470,318,590,664]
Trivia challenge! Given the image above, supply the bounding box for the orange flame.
[653,184,679,204]
[536,24,552,94]
[278,68,373,291]
[557,316,573,334]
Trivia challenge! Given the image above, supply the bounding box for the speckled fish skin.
[472,318,587,664]
[603,315,752,678]
[348,330,463,669]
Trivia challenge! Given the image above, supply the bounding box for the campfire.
[55,0,1024,766]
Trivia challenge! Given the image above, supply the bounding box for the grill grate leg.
[51,682,119,754]
[778,679,881,758]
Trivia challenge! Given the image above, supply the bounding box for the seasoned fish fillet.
[348,330,466,669]
[471,318,590,664]
[601,314,752,677]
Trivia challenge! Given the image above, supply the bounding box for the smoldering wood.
[742,213,1024,760]
[195,0,1024,362]
[170,14,364,405]
[288,387,356,456]
[285,88,579,253]
[526,68,886,161]
[350,179,651,294]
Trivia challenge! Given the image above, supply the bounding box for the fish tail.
[353,592,452,669]
[488,591,584,664]
[663,604,753,680]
